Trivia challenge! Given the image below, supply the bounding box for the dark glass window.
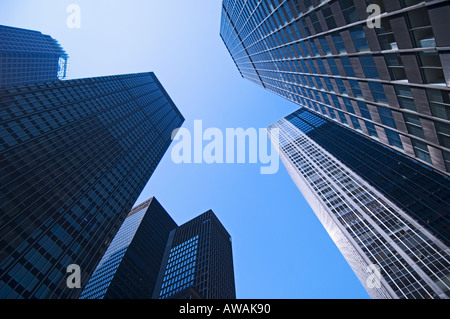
[369,82,387,103]
[321,4,337,30]
[411,139,432,164]
[357,101,372,119]
[360,56,379,79]
[335,78,348,95]
[319,37,332,55]
[365,121,379,138]
[443,150,450,173]
[332,33,347,54]
[385,128,404,149]
[406,7,436,48]
[327,58,339,76]
[309,11,323,34]
[385,53,407,81]
[338,0,359,24]
[378,106,397,128]
[418,51,445,85]
[350,80,363,98]
[341,57,355,77]
[395,85,417,111]
[427,89,450,120]
[404,113,425,139]
[376,18,397,50]
[435,121,450,148]
[350,27,370,52]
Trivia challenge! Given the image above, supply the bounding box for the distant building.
[80,198,177,299]
[153,210,236,299]
[0,72,184,299]
[268,108,450,299]
[0,25,68,88]
[80,200,236,300]
[221,0,450,176]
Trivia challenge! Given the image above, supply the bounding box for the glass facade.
[158,236,199,299]
[79,198,177,299]
[0,72,184,299]
[221,0,450,175]
[153,211,236,299]
[0,25,68,88]
[268,108,450,299]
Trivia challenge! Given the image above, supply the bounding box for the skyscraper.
[221,0,450,176]
[0,72,184,299]
[268,108,450,299]
[79,198,177,299]
[153,210,236,299]
[0,25,68,88]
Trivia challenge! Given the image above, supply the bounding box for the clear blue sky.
[0,0,369,299]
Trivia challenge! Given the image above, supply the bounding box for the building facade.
[268,108,450,299]
[153,210,236,299]
[0,72,184,299]
[79,198,177,299]
[0,25,68,88]
[221,0,450,176]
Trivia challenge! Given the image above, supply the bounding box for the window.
[338,111,349,125]
[360,56,379,79]
[365,121,379,138]
[369,82,387,103]
[335,78,348,95]
[350,27,370,52]
[376,18,397,50]
[309,11,323,34]
[302,0,313,12]
[339,0,359,24]
[350,116,362,131]
[349,80,363,98]
[378,106,397,128]
[406,8,436,48]
[317,59,327,74]
[385,128,404,149]
[357,101,372,119]
[309,40,319,56]
[427,89,450,120]
[321,4,337,30]
[411,139,432,164]
[404,113,425,138]
[327,58,339,76]
[385,53,407,81]
[418,50,445,85]
[435,121,450,148]
[443,150,450,173]
[343,98,355,113]
[319,37,332,55]
[395,85,417,111]
[341,57,355,77]
[332,33,347,54]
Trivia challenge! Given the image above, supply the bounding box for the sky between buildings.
[0,0,370,299]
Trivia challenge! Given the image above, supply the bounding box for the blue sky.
[0,0,369,299]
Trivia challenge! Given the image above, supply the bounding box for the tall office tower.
[267,108,450,299]
[0,72,184,299]
[0,25,68,88]
[221,0,450,176]
[153,211,236,299]
[79,198,177,299]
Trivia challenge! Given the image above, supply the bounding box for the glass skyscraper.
[153,210,236,299]
[0,25,68,88]
[221,0,450,176]
[79,197,177,299]
[268,108,449,299]
[0,72,184,299]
